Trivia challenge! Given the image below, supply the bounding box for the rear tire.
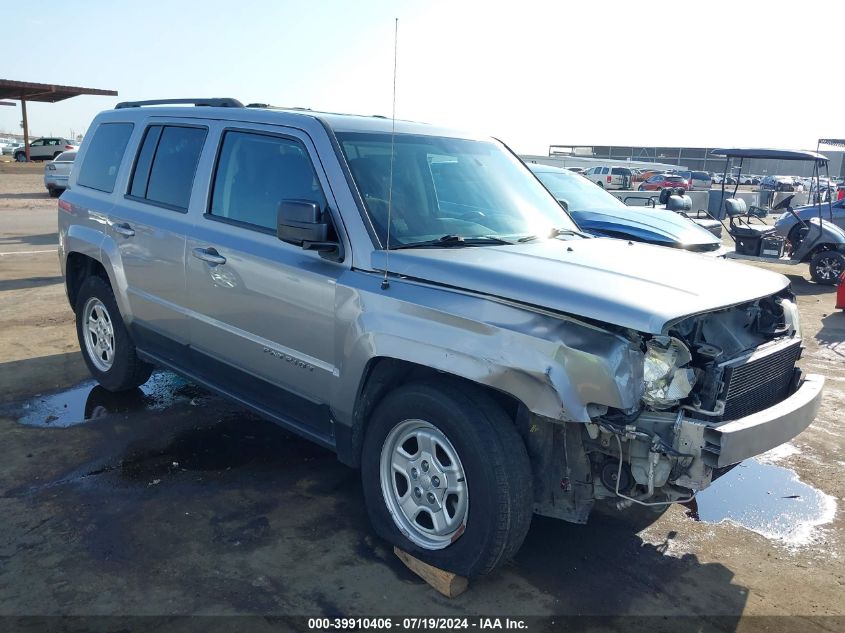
[47,187,60,198]
[14,152,26,162]
[75,276,153,391]
[809,250,845,285]
[361,380,533,577]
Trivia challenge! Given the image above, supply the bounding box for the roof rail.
[245,103,313,111]
[114,98,244,109]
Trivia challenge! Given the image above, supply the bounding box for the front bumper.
[701,374,824,467]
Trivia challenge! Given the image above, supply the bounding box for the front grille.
[720,340,801,421]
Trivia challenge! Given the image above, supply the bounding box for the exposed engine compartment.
[530,289,807,524]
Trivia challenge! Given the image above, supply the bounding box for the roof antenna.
[381,17,398,291]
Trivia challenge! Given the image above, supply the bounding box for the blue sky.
[1,0,843,153]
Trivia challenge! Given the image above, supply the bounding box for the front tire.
[361,381,533,577]
[14,152,26,162]
[809,250,845,285]
[75,276,153,391]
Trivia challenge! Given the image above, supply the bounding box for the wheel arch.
[337,356,527,468]
[65,251,111,311]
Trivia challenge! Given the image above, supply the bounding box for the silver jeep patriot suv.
[59,98,824,577]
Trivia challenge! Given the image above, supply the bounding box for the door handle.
[192,247,226,266]
[112,222,135,237]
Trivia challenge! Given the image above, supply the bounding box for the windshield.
[531,169,626,212]
[337,132,578,247]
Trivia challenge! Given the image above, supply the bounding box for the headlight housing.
[642,336,696,409]
[779,297,801,338]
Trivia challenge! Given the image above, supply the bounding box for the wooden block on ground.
[394,546,468,598]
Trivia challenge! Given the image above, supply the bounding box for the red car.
[638,173,689,191]
[836,271,845,310]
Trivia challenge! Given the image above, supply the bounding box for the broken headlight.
[642,336,696,409]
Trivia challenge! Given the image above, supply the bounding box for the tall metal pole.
[21,97,30,162]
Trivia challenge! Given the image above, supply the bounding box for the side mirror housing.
[276,200,342,259]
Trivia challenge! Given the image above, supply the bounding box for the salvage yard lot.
[1,169,844,629]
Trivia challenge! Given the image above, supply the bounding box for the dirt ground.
[0,169,843,632]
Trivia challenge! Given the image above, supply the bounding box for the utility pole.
[21,98,29,161]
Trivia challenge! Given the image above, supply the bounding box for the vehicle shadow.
[0,276,63,292]
[785,274,837,297]
[0,351,90,402]
[0,232,59,247]
[505,514,748,623]
[815,312,845,349]
[0,192,50,200]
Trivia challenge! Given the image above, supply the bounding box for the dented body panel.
[331,270,644,427]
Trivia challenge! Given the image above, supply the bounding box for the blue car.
[774,197,845,242]
[528,163,722,253]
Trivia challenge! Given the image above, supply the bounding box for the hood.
[371,238,789,334]
[570,206,720,248]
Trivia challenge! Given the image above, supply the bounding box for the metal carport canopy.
[709,148,828,162]
[0,79,117,160]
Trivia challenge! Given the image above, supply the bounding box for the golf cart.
[624,188,724,238]
[712,148,845,285]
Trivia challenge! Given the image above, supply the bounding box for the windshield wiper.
[391,235,515,249]
[517,227,591,243]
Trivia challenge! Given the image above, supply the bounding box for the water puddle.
[685,457,837,546]
[4,371,210,427]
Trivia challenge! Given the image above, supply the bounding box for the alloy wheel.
[82,297,115,371]
[379,419,469,550]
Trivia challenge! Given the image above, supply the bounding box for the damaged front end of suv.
[525,287,823,524]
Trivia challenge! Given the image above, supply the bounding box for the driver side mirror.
[277,200,342,259]
[557,199,569,212]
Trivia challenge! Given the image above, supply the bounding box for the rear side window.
[129,125,207,211]
[209,130,326,231]
[76,123,134,193]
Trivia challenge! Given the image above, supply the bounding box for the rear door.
[184,123,346,442]
[106,119,207,358]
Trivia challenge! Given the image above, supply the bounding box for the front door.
[185,124,345,442]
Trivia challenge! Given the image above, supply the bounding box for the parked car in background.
[809,178,838,198]
[14,137,78,162]
[639,169,664,182]
[760,175,796,192]
[529,164,722,252]
[712,173,737,185]
[638,173,689,191]
[582,165,633,189]
[671,170,710,190]
[774,197,845,243]
[1,141,23,156]
[43,150,77,197]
